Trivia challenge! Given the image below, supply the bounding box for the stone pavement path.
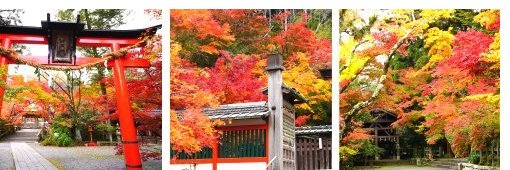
[2,129,40,142]
[2,129,161,170]
[0,143,14,170]
[1,129,57,170]
[10,142,57,170]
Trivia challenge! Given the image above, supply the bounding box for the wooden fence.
[171,126,267,160]
[219,128,266,158]
[296,137,332,170]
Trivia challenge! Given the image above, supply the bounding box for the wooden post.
[266,54,297,170]
[396,138,400,160]
[0,38,12,113]
[111,43,143,170]
[212,141,218,170]
[267,54,284,170]
[374,125,380,160]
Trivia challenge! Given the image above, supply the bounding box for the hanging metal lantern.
[43,13,84,65]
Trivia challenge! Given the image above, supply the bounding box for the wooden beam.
[0,34,47,44]
[77,37,139,47]
[0,34,138,47]
[7,55,149,69]
[19,56,103,67]
[107,58,150,68]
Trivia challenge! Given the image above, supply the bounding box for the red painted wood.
[111,43,143,170]
[0,34,138,47]
[14,55,149,68]
[171,159,213,164]
[0,34,148,68]
[20,56,104,67]
[171,157,268,164]
[266,123,269,169]
[217,157,268,163]
[212,140,218,170]
[107,58,150,68]
[77,37,139,47]
[172,124,270,168]
[0,38,12,114]
[0,34,47,44]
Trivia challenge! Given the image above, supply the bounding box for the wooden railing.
[219,127,266,158]
[171,125,269,167]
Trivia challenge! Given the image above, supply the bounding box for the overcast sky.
[9,9,161,80]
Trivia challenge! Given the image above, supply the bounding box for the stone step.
[431,162,458,166]
[1,129,40,143]
[429,158,467,170]
[432,165,456,170]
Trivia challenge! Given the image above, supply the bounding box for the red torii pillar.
[112,67,143,169]
[0,38,12,113]
[109,43,146,170]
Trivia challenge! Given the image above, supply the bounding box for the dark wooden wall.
[296,137,332,170]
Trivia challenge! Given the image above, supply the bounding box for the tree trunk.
[341,27,416,140]
[83,9,113,144]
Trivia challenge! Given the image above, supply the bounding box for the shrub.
[41,115,73,146]
[468,152,480,164]
[0,119,15,139]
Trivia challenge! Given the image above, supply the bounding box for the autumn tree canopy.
[171,9,332,155]
[340,9,499,163]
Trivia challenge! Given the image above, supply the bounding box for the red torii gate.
[0,17,160,170]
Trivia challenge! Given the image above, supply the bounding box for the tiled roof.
[295,125,332,135]
[203,102,269,120]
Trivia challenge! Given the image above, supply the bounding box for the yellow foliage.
[481,33,500,70]
[422,27,454,70]
[341,56,368,82]
[462,93,500,105]
[474,9,499,30]
[386,9,454,39]
[171,43,182,61]
[283,52,331,118]
[420,9,455,22]
[340,36,369,82]
[340,146,358,160]
[340,36,356,66]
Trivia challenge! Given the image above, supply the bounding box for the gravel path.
[28,143,162,170]
[2,130,161,170]
[0,143,14,170]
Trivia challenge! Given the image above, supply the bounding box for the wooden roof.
[0,22,161,39]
